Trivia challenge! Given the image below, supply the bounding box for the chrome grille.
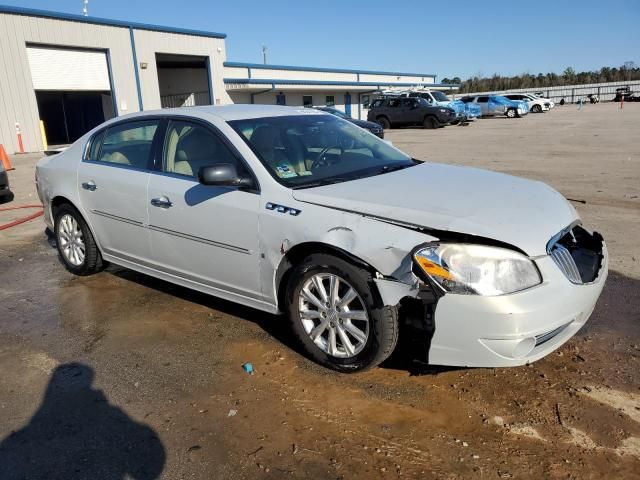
[550,243,582,284]
[547,224,604,284]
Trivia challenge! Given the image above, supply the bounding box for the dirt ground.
[0,103,638,480]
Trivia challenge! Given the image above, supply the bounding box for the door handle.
[81,180,97,191]
[150,196,173,209]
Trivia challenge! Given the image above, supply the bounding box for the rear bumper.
[427,247,608,367]
[0,171,13,204]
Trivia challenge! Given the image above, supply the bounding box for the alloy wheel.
[298,273,369,358]
[57,214,85,266]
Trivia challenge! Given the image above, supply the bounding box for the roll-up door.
[27,46,110,91]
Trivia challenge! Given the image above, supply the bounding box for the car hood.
[350,118,382,130]
[292,162,578,256]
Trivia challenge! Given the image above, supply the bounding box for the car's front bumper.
[0,170,13,204]
[427,247,608,367]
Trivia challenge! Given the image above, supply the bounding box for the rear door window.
[477,96,489,103]
[96,120,160,169]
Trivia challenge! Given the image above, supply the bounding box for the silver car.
[36,105,607,372]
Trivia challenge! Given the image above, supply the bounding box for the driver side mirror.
[198,164,254,188]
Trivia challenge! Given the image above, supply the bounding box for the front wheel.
[423,116,439,129]
[376,117,391,130]
[285,254,399,372]
[531,104,542,113]
[506,108,517,118]
[54,204,106,276]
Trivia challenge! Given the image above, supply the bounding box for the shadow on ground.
[0,363,166,480]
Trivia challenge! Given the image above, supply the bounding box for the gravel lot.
[1,103,639,479]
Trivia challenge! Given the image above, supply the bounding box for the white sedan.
[35,105,607,371]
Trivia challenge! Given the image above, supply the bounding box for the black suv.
[367,97,456,129]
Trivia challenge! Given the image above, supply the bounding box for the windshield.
[229,114,414,188]
[431,91,450,102]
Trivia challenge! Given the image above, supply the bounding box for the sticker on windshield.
[276,164,298,178]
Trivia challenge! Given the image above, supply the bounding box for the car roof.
[104,104,329,125]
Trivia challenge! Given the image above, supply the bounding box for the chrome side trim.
[147,224,250,255]
[92,210,250,254]
[93,210,143,227]
[535,322,571,347]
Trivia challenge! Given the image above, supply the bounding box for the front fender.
[260,201,435,309]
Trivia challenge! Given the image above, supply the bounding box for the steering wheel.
[310,146,342,170]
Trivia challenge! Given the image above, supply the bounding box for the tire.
[54,203,106,276]
[285,254,399,372]
[506,108,517,118]
[376,116,391,130]
[423,116,439,129]
[531,104,542,113]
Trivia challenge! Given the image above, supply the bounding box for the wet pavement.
[1,104,639,479]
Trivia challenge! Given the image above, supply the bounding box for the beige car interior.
[250,125,310,175]
[165,123,236,178]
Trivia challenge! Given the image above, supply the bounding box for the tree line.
[442,62,640,93]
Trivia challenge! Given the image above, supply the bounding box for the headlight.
[439,108,449,113]
[413,244,541,296]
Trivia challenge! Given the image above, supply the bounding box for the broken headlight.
[413,244,541,296]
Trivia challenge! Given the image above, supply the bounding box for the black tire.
[376,116,391,130]
[532,104,542,113]
[54,203,106,276]
[506,108,517,118]
[285,254,399,372]
[423,116,439,129]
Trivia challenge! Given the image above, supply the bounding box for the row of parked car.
[363,89,555,130]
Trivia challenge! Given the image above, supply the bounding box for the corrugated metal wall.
[0,11,230,153]
[0,12,138,153]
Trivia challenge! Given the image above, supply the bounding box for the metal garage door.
[27,46,110,91]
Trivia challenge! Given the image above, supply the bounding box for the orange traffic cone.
[0,144,14,171]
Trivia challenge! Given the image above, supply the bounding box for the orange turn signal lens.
[415,256,453,281]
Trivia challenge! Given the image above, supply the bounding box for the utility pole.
[262,45,268,65]
[82,0,89,16]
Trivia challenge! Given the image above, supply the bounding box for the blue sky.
[4,0,639,79]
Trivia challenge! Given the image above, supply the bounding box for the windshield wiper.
[292,177,354,189]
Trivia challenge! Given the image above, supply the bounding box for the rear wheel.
[531,104,542,113]
[54,204,106,276]
[506,108,517,118]
[285,254,399,372]
[376,116,391,130]
[423,116,439,129]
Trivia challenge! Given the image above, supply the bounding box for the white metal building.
[0,5,455,153]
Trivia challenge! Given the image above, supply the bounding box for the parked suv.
[367,97,456,129]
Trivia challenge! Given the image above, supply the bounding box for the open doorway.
[156,53,211,108]
[27,45,116,146]
[36,91,113,145]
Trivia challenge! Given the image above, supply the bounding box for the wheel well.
[275,242,377,311]
[51,196,76,216]
[376,115,390,122]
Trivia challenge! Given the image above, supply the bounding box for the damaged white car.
[36,105,608,372]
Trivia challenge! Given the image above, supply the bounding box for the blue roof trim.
[224,62,435,78]
[224,78,459,88]
[0,5,227,39]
